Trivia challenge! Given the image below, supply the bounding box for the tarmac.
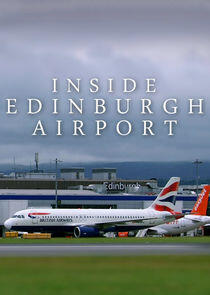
[0,243,210,256]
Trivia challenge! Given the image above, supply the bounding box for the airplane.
[138,185,210,237]
[4,177,181,237]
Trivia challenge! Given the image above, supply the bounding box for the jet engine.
[74,226,100,238]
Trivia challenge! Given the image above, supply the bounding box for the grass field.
[1,236,210,244]
[0,256,209,295]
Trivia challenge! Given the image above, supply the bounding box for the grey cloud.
[0,0,209,163]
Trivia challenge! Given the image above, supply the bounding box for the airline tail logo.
[151,177,180,213]
[191,185,210,215]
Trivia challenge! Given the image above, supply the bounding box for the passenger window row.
[47,216,140,219]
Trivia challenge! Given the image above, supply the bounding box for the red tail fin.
[151,177,180,212]
[191,185,210,215]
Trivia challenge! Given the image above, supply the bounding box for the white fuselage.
[146,215,210,236]
[4,207,176,234]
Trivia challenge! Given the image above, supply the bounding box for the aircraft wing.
[136,227,167,237]
[69,217,164,229]
[184,215,202,222]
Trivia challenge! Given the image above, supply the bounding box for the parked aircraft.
[138,185,210,237]
[4,177,181,237]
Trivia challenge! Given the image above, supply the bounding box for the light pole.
[55,158,62,208]
[193,159,203,198]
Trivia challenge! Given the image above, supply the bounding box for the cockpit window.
[11,215,25,219]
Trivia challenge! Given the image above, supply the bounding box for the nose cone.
[4,219,12,230]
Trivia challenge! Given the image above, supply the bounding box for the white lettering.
[68,99,83,114]
[116,99,131,114]
[96,120,107,135]
[73,120,85,135]
[164,120,177,136]
[6,99,17,114]
[188,99,204,114]
[28,99,42,115]
[123,78,136,93]
[32,120,47,136]
[94,99,106,114]
[142,120,155,135]
[67,78,80,93]
[116,120,132,136]
[146,78,156,93]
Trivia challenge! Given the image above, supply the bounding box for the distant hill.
[0,161,209,185]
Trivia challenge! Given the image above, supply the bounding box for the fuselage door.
[29,211,39,224]
[32,217,38,224]
[180,218,186,228]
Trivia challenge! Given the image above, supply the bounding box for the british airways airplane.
[4,177,181,237]
[139,185,210,237]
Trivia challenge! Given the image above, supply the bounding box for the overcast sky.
[0,0,210,164]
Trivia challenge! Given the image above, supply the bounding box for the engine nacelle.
[74,226,100,238]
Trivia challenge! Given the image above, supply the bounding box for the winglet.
[191,185,210,215]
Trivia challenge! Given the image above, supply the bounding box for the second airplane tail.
[191,185,210,215]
